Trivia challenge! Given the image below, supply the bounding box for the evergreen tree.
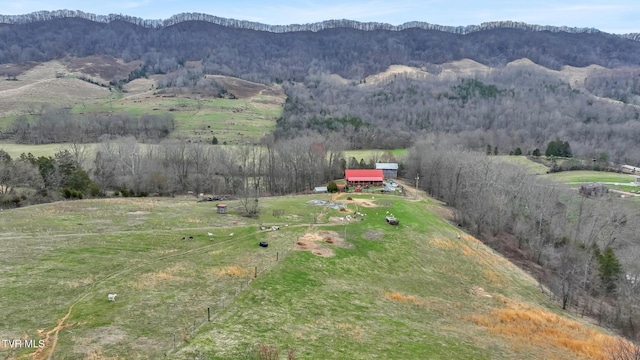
[327,181,338,193]
[597,247,622,295]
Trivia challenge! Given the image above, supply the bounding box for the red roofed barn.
[345,169,384,186]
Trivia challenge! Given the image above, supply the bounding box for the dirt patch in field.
[127,211,149,215]
[295,230,351,257]
[339,198,378,207]
[363,230,384,241]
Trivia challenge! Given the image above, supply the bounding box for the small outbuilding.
[216,204,228,214]
[375,163,399,179]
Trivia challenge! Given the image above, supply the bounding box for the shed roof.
[345,169,384,181]
[375,163,399,170]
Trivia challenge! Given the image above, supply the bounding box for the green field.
[73,96,281,144]
[0,95,282,147]
[0,193,620,359]
[542,170,637,184]
[495,156,549,175]
[0,142,78,159]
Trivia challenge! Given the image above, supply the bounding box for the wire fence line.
[163,247,293,357]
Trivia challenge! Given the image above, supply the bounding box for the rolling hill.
[0,191,627,359]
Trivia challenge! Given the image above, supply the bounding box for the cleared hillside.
[0,59,285,144]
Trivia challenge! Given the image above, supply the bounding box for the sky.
[1,0,639,34]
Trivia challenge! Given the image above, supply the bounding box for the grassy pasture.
[495,156,549,175]
[0,142,79,159]
[542,170,637,184]
[174,194,621,359]
[70,95,282,144]
[542,170,640,197]
[0,193,624,359]
[0,195,328,359]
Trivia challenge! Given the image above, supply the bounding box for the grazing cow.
[259,241,269,247]
[108,294,117,301]
[271,226,280,231]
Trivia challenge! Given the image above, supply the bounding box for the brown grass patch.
[429,238,457,250]
[132,264,187,289]
[382,291,448,310]
[0,61,110,117]
[210,266,250,278]
[83,348,124,360]
[384,292,422,305]
[469,295,621,359]
[336,323,365,341]
[67,277,94,289]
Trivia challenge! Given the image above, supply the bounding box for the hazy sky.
[1,0,639,34]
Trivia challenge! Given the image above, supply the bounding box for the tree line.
[404,136,640,340]
[0,134,354,207]
[4,110,175,144]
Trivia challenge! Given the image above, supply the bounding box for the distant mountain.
[2,10,640,84]
[1,10,638,38]
[3,10,640,162]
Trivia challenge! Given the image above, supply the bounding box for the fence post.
[208,307,210,322]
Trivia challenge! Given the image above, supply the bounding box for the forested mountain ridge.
[3,10,640,79]
[0,10,628,36]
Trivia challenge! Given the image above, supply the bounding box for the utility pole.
[415,174,420,199]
